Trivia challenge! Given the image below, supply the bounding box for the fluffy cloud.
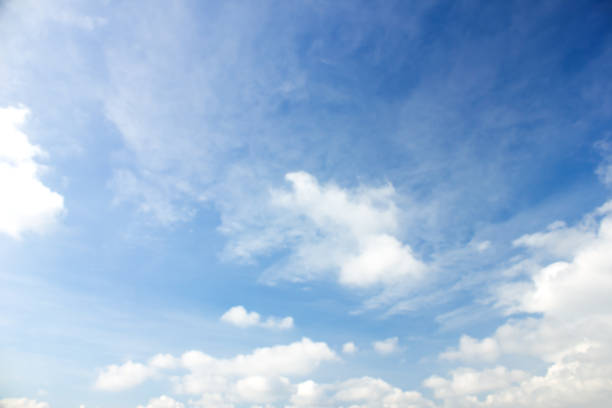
[0,399,49,408]
[95,360,156,391]
[0,106,64,238]
[373,337,400,355]
[220,306,294,329]
[97,338,337,405]
[289,377,435,408]
[424,366,529,399]
[439,335,500,363]
[222,172,426,294]
[342,341,358,354]
[137,395,184,408]
[433,200,612,407]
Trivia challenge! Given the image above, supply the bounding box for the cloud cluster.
[220,306,293,330]
[96,338,337,405]
[428,200,612,407]
[223,172,426,293]
[137,396,184,408]
[0,399,49,408]
[0,106,64,239]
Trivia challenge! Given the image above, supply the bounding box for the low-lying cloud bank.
[88,201,612,407]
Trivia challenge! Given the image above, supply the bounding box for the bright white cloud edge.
[0,106,64,239]
[220,305,294,330]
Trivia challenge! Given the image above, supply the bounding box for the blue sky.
[1,1,612,407]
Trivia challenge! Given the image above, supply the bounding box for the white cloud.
[95,361,155,391]
[0,398,49,408]
[424,366,529,399]
[433,200,612,407]
[222,171,426,296]
[137,395,184,408]
[290,377,435,408]
[342,341,358,354]
[220,306,294,330]
[373,337,400,355]
[439,335,500,363]
[96,337,337,405]
[0,106,64,238]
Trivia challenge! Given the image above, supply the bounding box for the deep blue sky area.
[1,1,612,408]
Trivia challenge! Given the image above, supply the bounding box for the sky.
[1,0,612,407]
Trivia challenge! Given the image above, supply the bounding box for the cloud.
[95,360,155,391]
[220,306,294,330]
[96,337,337,404]
[342,341,358,354]
[290,377,435,408]
[424,366,529,399]
[222,171,426,295]
[0,106,64,238]
[0,399,49,408]
[433,200,612,407]
[439,335,500,363]
[373,337,399,355]
[137,396,184,408]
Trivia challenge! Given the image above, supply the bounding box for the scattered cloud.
[220,306,294,330]
[0,106,64,239]
[96,337,337,404]
[222,172,426,295]
[137,396,184,408]
[434,200,612,406]
[342,341,358,354]
[0,399,49,408]
[372,337,400,355]
[289,377,435,408]
[95,360,155,391]
[439,335,500,363]
[424,366,529,399]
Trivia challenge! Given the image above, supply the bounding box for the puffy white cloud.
[137,395,184,408]
[220,306,294,330]
[95,361,155,391]
[342,341,358,354]
[434,201,612,407]
[439,335,500,363]
[289,377,435,408]
[0,106,64,238]
[373,337,400,355]
[97,338,337,405]
[424,366,529,399]
[0,399,49,408]
[234,376,292,404]
[223,171,426,295]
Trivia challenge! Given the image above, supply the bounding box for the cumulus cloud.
[290,377,435,408]
[220,306,294,329]
[342,341,358,354]
[0,398,49,408]
[433,200,612,407]
[137,395,184,408]
[0,106,64,238]
[373,337,400,355]
[424,366,529,399]
[96,338,337,405]
[95,360,155,391]
[222,171,426,295]
[439,335,500,363]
